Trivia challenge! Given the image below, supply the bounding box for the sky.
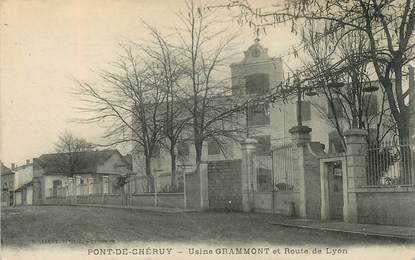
[0,0,300,167]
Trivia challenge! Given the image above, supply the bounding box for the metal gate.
[254,143,294,214]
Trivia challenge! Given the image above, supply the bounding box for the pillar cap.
[289,125,312,134]
[241,138,258,146]
[344,128,367,137]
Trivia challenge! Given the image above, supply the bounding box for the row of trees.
[75,1,247,190]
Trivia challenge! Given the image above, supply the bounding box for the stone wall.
[207,160,242,210]
[76,195,104,204]
[131,193,185,208]
[157,193,185,208]
[185,171,201,209]
[131,193,155,207]
[357,191,415,227]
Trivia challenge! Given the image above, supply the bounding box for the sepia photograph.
[1,0,415,259]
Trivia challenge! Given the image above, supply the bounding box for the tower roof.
[231,38,275,66]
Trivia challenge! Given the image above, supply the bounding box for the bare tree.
[75,45,166,192]
[54,131,95,176]
[300,27,396,150]
[137,24,190,190]
[174,0,245,169]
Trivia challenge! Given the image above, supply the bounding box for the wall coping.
[344,128,367,137]
[241,138,258,145]
[352,186,415,193]
[132,192,184,196]
[288,125,312,135]
[253,191,299,195]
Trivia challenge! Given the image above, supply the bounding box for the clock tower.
[230,38,284,96]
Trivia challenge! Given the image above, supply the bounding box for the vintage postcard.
[1,0,415,259]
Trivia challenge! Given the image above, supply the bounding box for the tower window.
[245,73,270,95]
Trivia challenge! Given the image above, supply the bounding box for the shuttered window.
[301,101,311,121]
[248,103,270,126]
[177,142,189,156]
[327,98,343,119]
[363,94,378,117]
[328,131,345,154]
[151,144,160,157]
[208,141,221,155]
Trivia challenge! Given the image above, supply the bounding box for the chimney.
[26,159,30,165]
[11,163,15,170]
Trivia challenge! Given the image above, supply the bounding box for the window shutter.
[363,94,378,116]
[208,141,221,155]
[301,101,311,121]
[177,142,189,156]
[328,98,343,119]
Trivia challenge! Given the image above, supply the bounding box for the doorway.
[320,158,346,221]
[9,191,14,206]
[328,161,343,220]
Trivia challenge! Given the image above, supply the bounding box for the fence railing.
[366,139,414,186]
[45,172,187,200]
[130,173,184,194]
[48,186,68,198]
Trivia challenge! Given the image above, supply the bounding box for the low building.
[15,181,34,206]
[32,149,132,204]
[13,160,34,205]
[1,163,15,206]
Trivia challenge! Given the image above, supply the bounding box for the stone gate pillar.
[289,125,312,218]
[241,138,257,212]
[344,129,367,223]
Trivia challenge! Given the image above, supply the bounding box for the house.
[13,160,34,205]
[1,160,34,206]
[1,163,15,206]
[32,149,132,204]
[15,181,33,206]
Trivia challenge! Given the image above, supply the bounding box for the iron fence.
[366,138,414,186]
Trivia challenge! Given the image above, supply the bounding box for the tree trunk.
[395,115,412,184]
[145,156,154,192]
[170,149,177,192]
[194,141,203,175]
